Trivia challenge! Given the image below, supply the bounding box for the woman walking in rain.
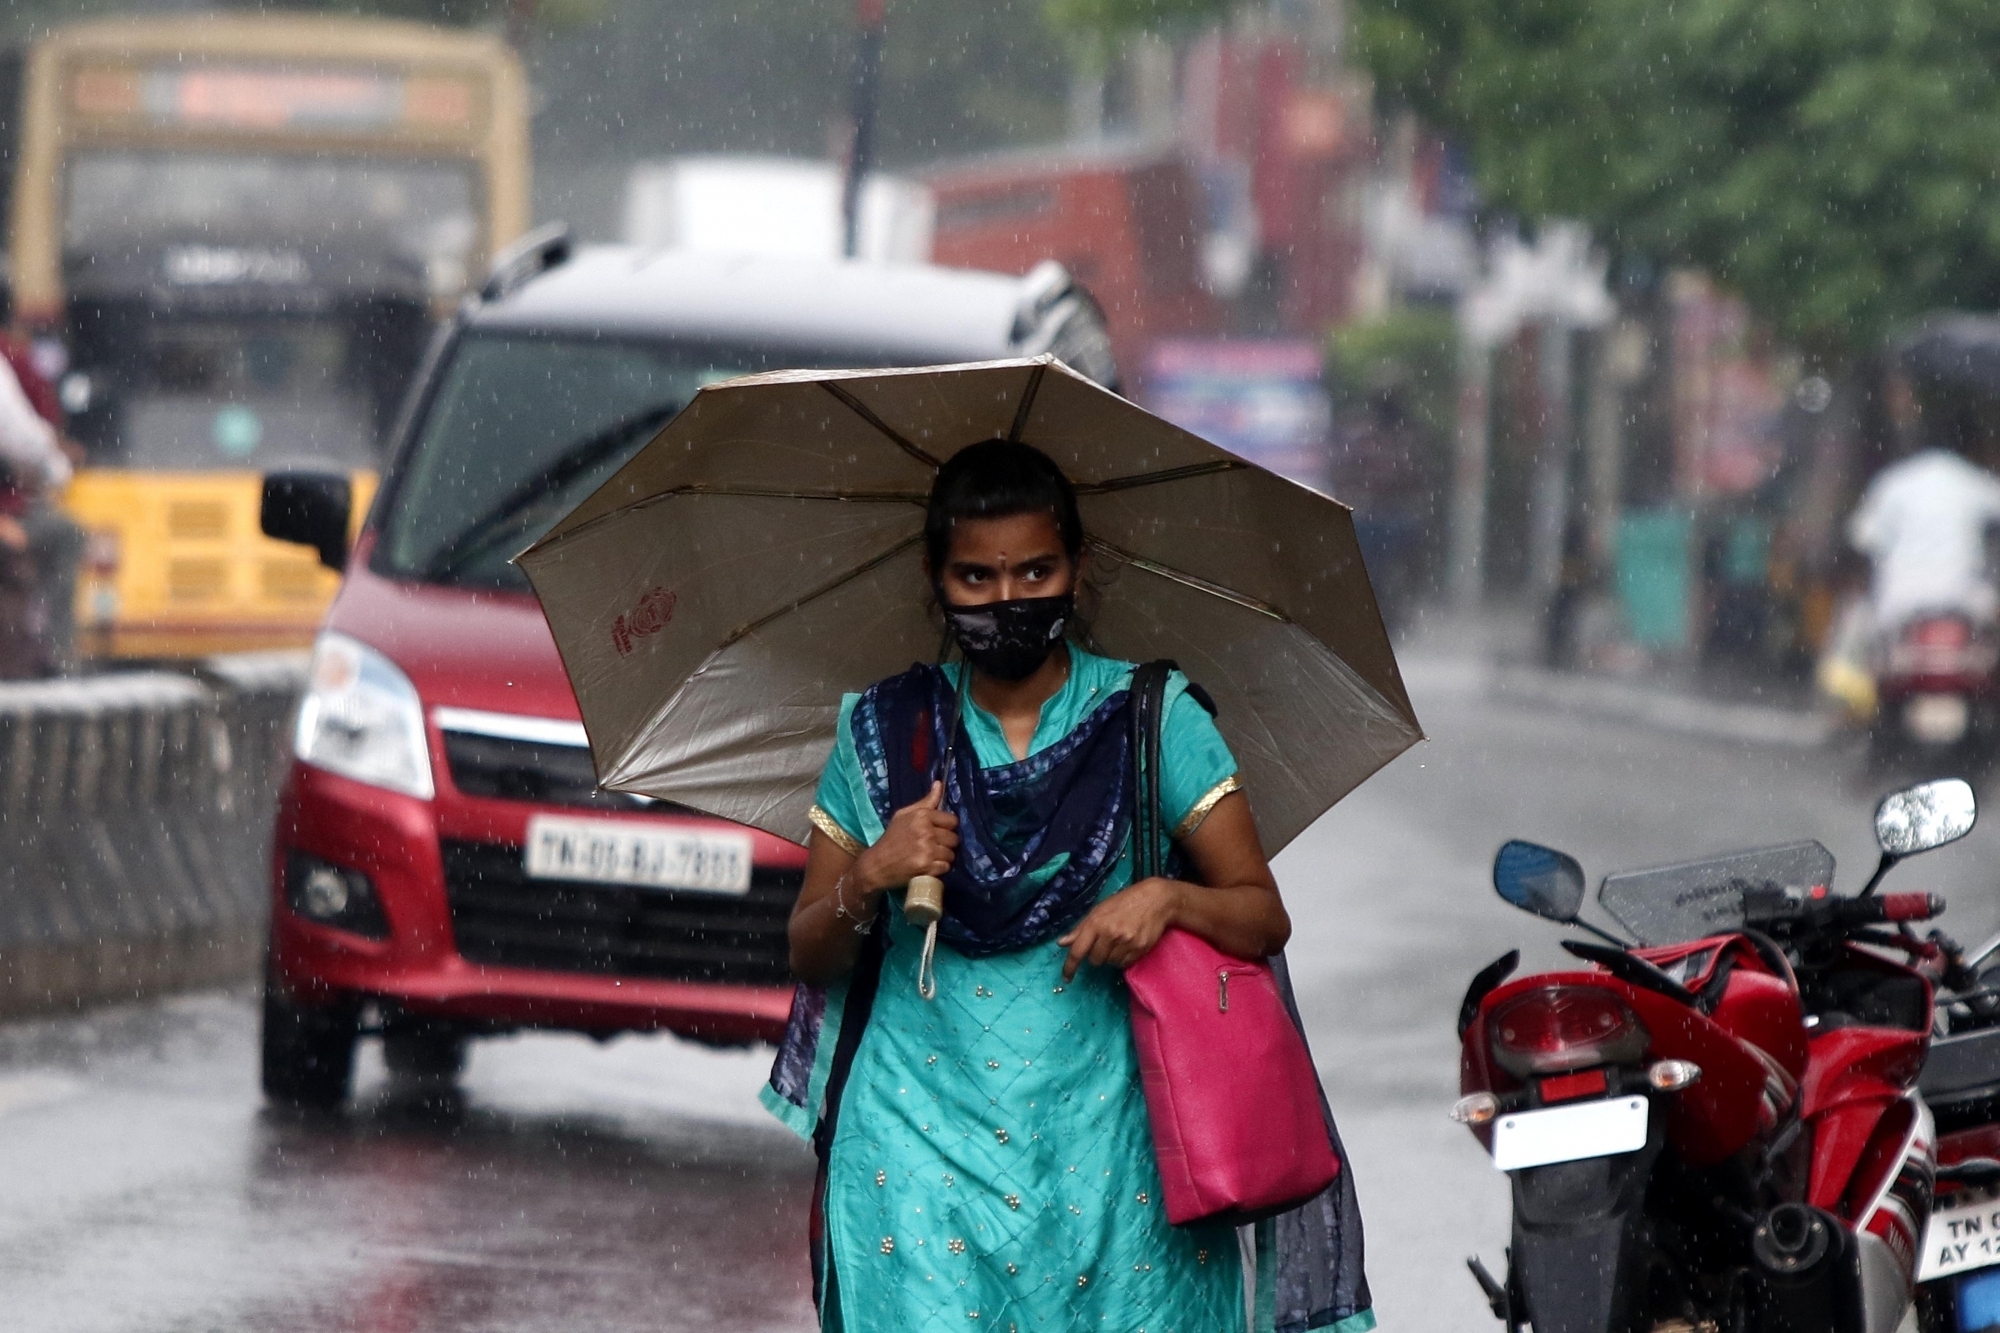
[766,440,1373,1333]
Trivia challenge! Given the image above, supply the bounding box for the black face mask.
[940,592,1074,682]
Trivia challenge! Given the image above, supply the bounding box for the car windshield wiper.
[420,400,682,582]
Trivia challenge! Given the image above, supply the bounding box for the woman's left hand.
[1058,878,1181,981]
[1056,793,1289,983]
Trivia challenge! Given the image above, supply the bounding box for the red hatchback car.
[256,234,1116,1106]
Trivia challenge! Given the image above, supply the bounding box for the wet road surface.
[0,999,816,1333]
[5,657,1996,1332]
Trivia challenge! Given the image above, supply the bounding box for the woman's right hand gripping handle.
[861,781,959,890]
[789,783,958,984]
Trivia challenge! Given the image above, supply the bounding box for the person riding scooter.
[1850,445,2000,630]
[1847,445,2000,761]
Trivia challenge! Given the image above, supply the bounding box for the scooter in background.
[1871,611,2000,773]
[1456,779,1976,1333]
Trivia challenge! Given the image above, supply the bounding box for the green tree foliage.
[1329,308,1457,440]
[1350,0,2000,352]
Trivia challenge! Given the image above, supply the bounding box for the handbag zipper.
[1218,970,1229,1013]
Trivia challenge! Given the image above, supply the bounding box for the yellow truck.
[11,13,528,658]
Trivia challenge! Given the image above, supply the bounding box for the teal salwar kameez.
[820,891,1239,1332]
[764,648,1376,1328]
[763,647,1374,1333]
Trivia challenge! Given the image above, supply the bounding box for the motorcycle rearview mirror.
[1493,840,1587,924]
[1861,778,1977,896]
[1876,778,1976,856]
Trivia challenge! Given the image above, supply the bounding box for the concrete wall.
[0,653,305,1018]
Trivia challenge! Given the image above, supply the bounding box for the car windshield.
[375,332,828,590]
[1597,841,1837,946]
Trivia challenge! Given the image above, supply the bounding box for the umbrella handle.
[906,875,945,1000]
[905,875,945,925]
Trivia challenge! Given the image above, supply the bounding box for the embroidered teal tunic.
[772,647,1246,1333]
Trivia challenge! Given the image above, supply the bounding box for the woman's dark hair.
[924,439,1084,571]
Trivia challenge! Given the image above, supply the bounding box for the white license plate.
[524,815,753,895]
[1920,1193,2000,1282]
[1491,1096,1649,1171]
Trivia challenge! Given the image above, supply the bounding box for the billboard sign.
[1144,339,1331,490]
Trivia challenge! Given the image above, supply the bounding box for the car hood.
[326,549,583,724]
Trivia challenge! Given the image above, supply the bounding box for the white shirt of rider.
[1848,448,2000,626]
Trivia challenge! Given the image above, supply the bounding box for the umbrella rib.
[517,482,923,552]
[717,532,925,650]
[1007,363,1047,443]
[1084,535,1292,623]
[650,483,926,504]
[1074,459,1247,495]
[819,382,943,470]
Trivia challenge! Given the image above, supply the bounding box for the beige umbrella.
[517,355,1421,856]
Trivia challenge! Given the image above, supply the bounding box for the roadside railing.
[0,653,305,1019]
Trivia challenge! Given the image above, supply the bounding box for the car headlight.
[294,631,435,799]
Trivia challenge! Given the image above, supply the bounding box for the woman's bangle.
[831,872,875,934]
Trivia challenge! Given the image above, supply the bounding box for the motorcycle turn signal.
[1449,1092,1501,1125]
[1646,1059,1702,1091]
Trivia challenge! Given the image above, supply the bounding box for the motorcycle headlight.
[294,631,435,800]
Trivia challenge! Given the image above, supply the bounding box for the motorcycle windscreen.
[1598,840,1836,946]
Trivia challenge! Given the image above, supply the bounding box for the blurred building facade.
[920,4,1374,395]
[923,142,1218,377]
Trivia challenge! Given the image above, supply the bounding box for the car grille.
[441,839,799,986]
[441,730,679,812]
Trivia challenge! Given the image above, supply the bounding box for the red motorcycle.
[1911,921,2000,1330]
[1455,778,1977,1333]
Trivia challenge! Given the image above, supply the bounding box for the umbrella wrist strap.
[918,921,938,1000]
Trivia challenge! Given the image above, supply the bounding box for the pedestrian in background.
[3,332,84,675]
[0,352,70,678]
[771,440,1372,1332]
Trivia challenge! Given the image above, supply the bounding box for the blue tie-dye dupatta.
[856,663,1135,956]
[766,663,1135,1114]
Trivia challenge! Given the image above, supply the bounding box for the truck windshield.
[377,332,791,590]
[66,150,479,296]
[62,152,474,469]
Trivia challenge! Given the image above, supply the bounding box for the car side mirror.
[262,471,352,572]
[1875,778,1977,857]
[1493,839,1587,924]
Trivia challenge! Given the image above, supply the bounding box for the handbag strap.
[1129,661,1222,878]
[1129,660,1174,881]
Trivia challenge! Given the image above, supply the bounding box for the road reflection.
[0,994,815,1333]
[237,1082,816,1333]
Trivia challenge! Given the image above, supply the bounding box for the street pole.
[1529,320,1574,599]
[1453,223,1611,610]
[1584,321,1642,574]
[840,0,886,260]
[1450,327,1492,607]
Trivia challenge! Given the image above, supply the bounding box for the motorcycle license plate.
[1919,1194,2000,1282]
[1490,1096,1649,1171]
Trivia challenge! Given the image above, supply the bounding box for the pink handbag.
[1122,661,1340,1228]
[1126,928,1341,1226]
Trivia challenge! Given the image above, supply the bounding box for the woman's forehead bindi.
[947,512,1064,554]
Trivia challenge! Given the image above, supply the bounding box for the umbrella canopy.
[1897,313,2000,397]
[518,355,1422,857]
